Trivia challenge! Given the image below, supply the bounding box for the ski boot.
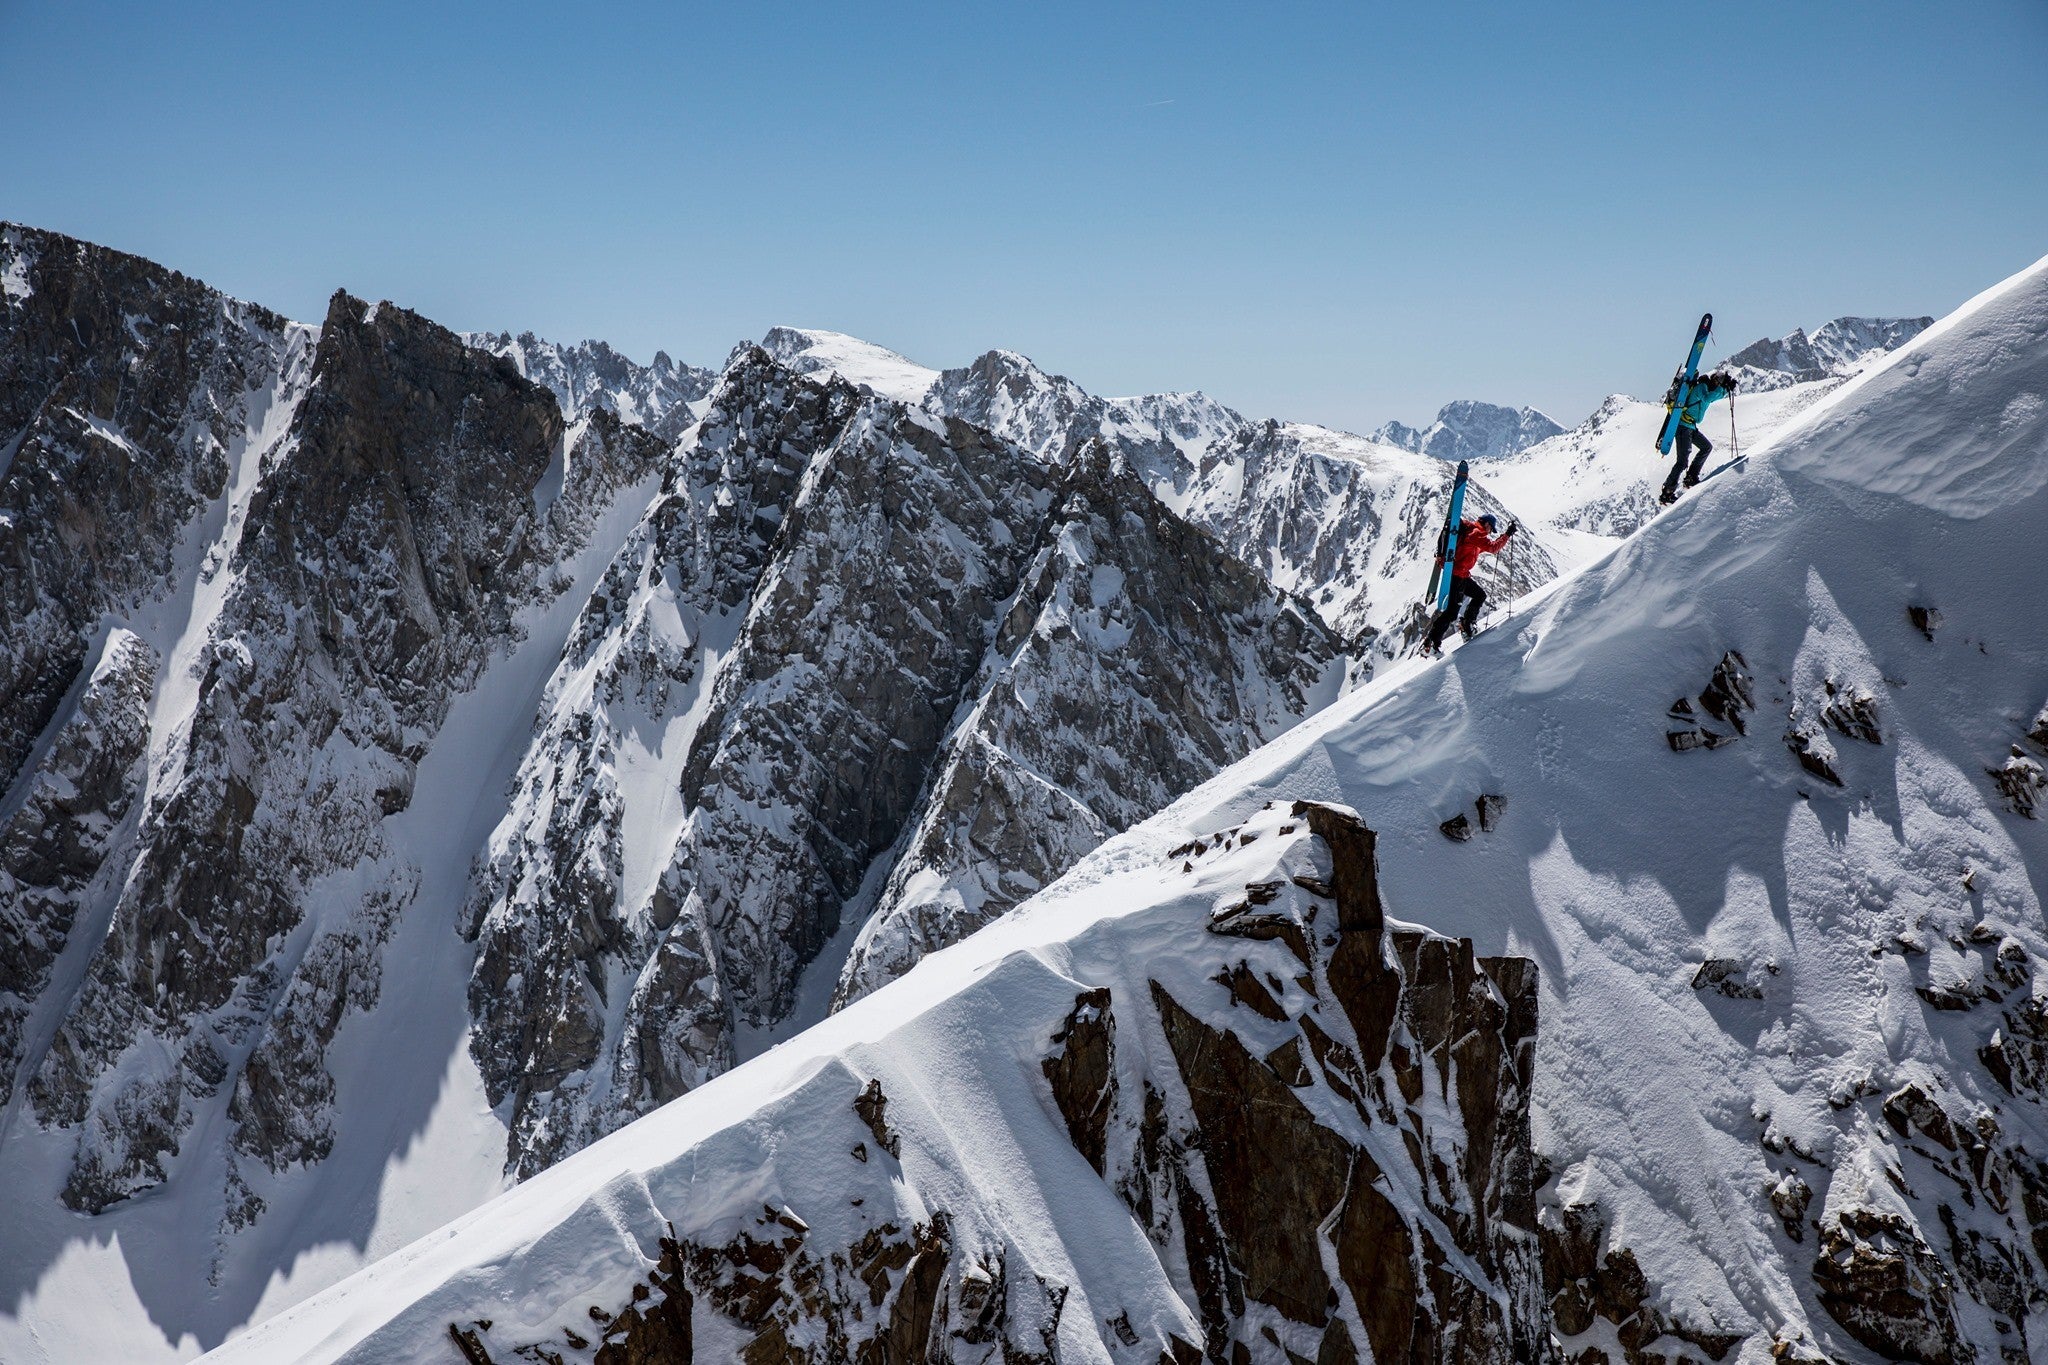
[1658,485,1679,506]
[1459,621,1478,642]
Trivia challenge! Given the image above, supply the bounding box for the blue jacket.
[1677,378,1732,428]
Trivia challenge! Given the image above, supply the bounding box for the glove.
[1505,521,1518,537]
[1724,375,1738,391]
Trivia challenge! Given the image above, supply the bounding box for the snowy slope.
[757,326,941,404]
[200,258,2048,1363]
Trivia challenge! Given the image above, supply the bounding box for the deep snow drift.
[205,258,2048,1363]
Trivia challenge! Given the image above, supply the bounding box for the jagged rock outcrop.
[397,802,1551,1365]
[0,222,300,796]
[1726,315,1935,391]
[0,628,156,1100]
[836,443,1345,1004]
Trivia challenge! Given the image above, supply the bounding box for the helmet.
[1475,514,1498,531]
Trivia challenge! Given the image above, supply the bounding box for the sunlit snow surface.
[207,257,2048,1362]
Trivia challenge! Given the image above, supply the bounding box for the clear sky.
[5,1,2044,432]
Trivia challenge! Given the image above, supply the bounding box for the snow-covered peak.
[754,326,941,404]
[463,329,714,439]
[1373,398,1565,462]
[1723,313,1933,391]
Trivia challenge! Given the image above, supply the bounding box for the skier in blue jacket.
[1660,370,1738,503]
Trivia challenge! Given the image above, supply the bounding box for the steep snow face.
[1180,421,1559,657]
[464,331,715,441]
[1479,315,1934,554]
[756,325,941,404]
[206,252,2048,1365]
[1374,399,1565,463]
[202,802,1550,1365]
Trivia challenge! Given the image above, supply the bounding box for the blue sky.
[5,1,2043,431]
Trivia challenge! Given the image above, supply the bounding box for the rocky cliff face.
[3,241,667,1220]
[463,344,1348,1176]
[212,802,1553,1365]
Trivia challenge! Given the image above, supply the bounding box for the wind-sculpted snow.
[1032,254,2048,1362]
[204,801,1550,1365]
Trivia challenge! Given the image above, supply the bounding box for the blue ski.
[1426,460,1471,611]
[1654,313,1714,455]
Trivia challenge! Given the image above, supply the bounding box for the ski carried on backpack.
[1425,460,1471,611]
[1654,313,1714,455]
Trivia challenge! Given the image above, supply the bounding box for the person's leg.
[1685,428,1714,483]
[1663,429,1693,499]
[1460,578,1487,634]
[1425,579,1466,648]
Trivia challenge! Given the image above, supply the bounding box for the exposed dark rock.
[1692,958,1767,1000]
[0,629,155,1101]
[1786,726,1845,787]
[855,1078,901,1160]
[1540,1201,1745,1362]
[1698,650,1756,735]
[1042,988,1115,1173]
[1476,792,1507,832]
[1768,1170,1813,1242]
[1441,812,1475,841]
[1813,1207,1966,1365]
[1988,745,2045,817]
[1909,605,1943,641]
[1820,681,1882,744]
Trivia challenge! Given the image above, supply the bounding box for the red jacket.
[1451,522,1510,577]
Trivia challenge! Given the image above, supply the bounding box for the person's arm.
[1471,527,1513,555]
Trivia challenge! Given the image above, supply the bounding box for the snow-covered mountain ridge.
[0,216,2003,1365]
[208,251,2048,1364]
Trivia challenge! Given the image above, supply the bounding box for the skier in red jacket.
[1422,514,1516,654]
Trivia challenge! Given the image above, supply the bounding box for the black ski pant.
[1664,425,1712,492]
[1426,575,1485,646]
